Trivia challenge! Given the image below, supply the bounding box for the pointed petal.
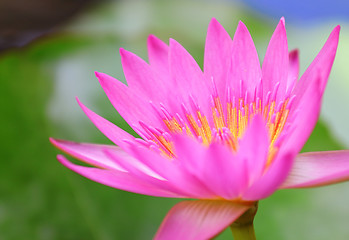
[50,138,126,171]
[204,143,242,199]
[283,26,340,154]
[292,26,340,105]
[281,150,349,188]
[120,48,170,103]
[229,21,261,96]
[204,18,233,99]
[128,143,216,199]
[242,151,296,201]
[77,99,134,149]
[50,137,168,181]
[154,200,251,240]
[169,39,211,118]
[104,148,188,197]
[57,155,180,198]
[262,18,289,102]
[173,135,242,199]
[147,35,170,76]
[238,115,269,185]
[287,49,299,91]
[52,138,185,196]
[95,72,164,129]
[282,74,322,154]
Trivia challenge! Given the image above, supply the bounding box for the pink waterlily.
[51,18,349,239]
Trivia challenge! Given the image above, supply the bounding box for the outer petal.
[51,138,167,181]
[50,138,126,171]
[77,98,134,149]
[128,144,216,199]
[283,26,340,154]
[229,21,261,97]
[169,39,211,121]
[262,18,289,103]
[57,155,180,198]
[204,18,233,100]
[281,150,349,188]
[293,26,340,105]
[282,75,322,154]
[154,200,252,240]
[95,72,164,129]
[147,35,170,77]
[120,48,170,103]
[104,148,188,197]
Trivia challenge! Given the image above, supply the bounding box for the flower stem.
[230,202,258,240]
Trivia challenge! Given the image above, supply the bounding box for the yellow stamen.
[155,94,291,166]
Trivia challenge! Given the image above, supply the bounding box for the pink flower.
[51,18,349,239]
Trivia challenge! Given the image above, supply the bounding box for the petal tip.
[235,20,248,34]
[94,71,100,78]
[331,25,341,40]
[147,34,168,49]
[207,17,229,36]
[237,20,246,27]
[169,38,176,46]
[119,48,131,62]
[119,47,126,55]
[289,48,299,55]
[147,34,157,44]
[56,154,74,169]
[76,97,84,108]
[49,137,58,146]
[280,17,285,24]
[95,71,107,81]
[208,17,219,26]
[289,49,299,61]
[57,154,68,164]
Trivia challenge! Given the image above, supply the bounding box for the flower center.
[138,80,294,165]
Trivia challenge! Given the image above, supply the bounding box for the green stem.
[230,202,258,240]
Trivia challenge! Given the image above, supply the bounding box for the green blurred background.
[1,0,349,239]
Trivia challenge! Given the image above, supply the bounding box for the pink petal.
[173,135,242,199]
[128,143,216,199]
[281,150,349,188]
[57,155,180,198]
[104,148,188,197]
[95,71,164,129]
[287,49,299,91]
[147,35,170,77]
[50,138,126,171]
[238,115,269,186]
[204,18,233,100]
[77,98,134,149]
[229,21,261,96]
[282,75,322,154]
[154,200,251,240]
[169,39,211,120]
[50,138,166,182]
[203,143,243,199]
[292,25,340,106]
[262,18,289,103]
[120,48,171,103]
[52,138,186,197]
[242,150,296,201]
[283,26,340,154]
